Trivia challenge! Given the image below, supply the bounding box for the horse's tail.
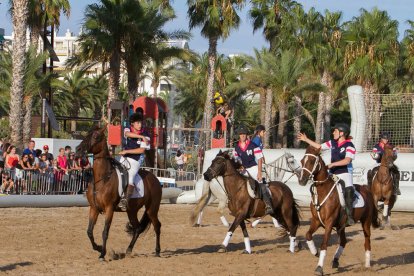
[125,212,152,237]
[189,181,212,226]
[291,199,301,228]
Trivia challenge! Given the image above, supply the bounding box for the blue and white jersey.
[123,128,150,161]
[233,140,263,169]
[251,135,263,150]
[321,139,356,175]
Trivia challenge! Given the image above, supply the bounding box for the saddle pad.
[336,185,364,208]
[116,168,144,198]
[246,180,255,199]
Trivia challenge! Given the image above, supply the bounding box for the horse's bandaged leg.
[272,217,281,228]
[383,204,389,217]
[197,211,203,225]
[222,232,233,247]
[317,249,327,267]
[289,236,296,253]
[334,246,344,259]
[220,216,229,227]
[365,250,371,267]
[251,219,261,228]
[244,237,251,254]
[307,240,318,255]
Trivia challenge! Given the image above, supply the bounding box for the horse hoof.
[315,250,320,257]
[126,248,132,256]
[99,257,105,262]
[241,250,251,254]
[314,266,324,276]
[193,223,201,227]
[332,258,339,269]
[217,245,227,253]
[391,225,400,230]
[155,252,160,257]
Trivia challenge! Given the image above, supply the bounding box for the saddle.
[110,158,129,193]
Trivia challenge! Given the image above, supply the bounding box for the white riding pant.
[245,165,259,182]
[120,156,142,186]
[337,172,353,188]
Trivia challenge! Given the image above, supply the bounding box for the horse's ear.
[218,150,222,154]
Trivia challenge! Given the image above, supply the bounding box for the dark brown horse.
[370,144,397,229]
[298,145,379,275]
[195,150,301,254]
[76,125,162,261]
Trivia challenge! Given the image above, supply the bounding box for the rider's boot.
[345,186,355,226]
[260,183,274,215]
[367,169,372,189]
[393,171,401,195]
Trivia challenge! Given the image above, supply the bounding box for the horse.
[298,145,379,275]
[192,151,302,228]
[75,124,162,261]
[370,144,398,229]
[194,150,301,254]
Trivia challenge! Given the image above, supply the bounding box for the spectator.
[38,153,50,174]
[175,150,185,176]
[68,152,80,171]
[28,153,37,169]
[3,145,18,194]
[64,146,72,159]
[23,140,37,157]
[43,145,54,162]
[57,148,68,185]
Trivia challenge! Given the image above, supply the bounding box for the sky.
[1,0,414,55]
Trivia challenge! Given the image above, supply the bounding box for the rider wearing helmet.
[368,131,400,195]
[297,123,356,226]
[233,125,273,215]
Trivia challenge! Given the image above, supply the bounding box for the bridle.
[301,153,329,185]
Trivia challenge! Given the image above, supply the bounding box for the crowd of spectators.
[0,140,91,194]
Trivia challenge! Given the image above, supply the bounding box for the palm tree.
[343,8,400,149]
[10,0,29,147]
[187,0,244,131]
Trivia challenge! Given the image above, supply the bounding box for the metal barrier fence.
[1,169,92,195]
[141,167,196,191]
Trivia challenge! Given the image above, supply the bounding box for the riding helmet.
[129,112,144,124]
[380,131,390,140]
[255,124,266,132]
[237,125,248,135]
[333,123,350,137]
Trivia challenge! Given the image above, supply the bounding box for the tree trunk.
[276,100,288,149]
[22,95,33,144]
[293,95,301,148]
[107,48,121,116]
[30,25,41,52]
[320,71,334,141]
[264,88,272,148]
[315,92,325,143]
[363,80,376,150]
[10,0,29,148]
[203,36,218,138]
[260,88,266,124]
[411,95,414,147]
[126,61,139,102]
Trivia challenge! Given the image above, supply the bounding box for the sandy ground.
[0,204,413,275]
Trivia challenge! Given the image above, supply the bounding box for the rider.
[118,112,150,208]
[233,125,273,215]
[297,123,356,226]
[369,131,401,195]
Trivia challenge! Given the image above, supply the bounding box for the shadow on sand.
[0,262,33,272]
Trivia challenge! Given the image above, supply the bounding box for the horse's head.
[76,124,107,156]
[382,144,395,168]
[285,151,302,175]
[203,150,231,181]
[298,146,322,186]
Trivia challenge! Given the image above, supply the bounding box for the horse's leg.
[362,217,372,268]
[240,221,251,254]
[218,214,245,253]
[217,199,229,227]
[99,207,114,261]
[306,217,320,257]
[87,207,102,253]
[388,196,399,230]
[382,198,390,228]
[332,228,347,269]
[126,207,148,255]
[315,224,334,276]
[148,209,162,257]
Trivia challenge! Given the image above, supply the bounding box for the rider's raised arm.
[297,132,322,149]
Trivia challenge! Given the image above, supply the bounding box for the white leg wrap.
[307,240,318,255]
[222,232,232,247]
[334,246,344,259]
[272,217,281,228]
[220,215,229,227]
[289,236,296,253]
[365,250,371,267]
[244,237,252,254]
[251,219,261,228]
[383,205,389,217]
[318,250,327,267]
[197,211,203,225]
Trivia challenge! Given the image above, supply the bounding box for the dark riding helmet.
[237,125,248,135]
[380,131,390,140]
[333,123,350,137]
[255,124,266,132]
[129,112,143,124]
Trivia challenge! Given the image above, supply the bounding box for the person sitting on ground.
[368,131,401,195]
[233,126,273,215]
[297,123,356,226]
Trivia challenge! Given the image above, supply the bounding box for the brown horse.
[298,145,379,275]
[195,150,301,254]
[75,125,162,261]
[370,144,397,229]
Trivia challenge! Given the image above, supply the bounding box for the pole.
[41,98,46,137]
[41,19,47,138]
[47,24,54,138]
